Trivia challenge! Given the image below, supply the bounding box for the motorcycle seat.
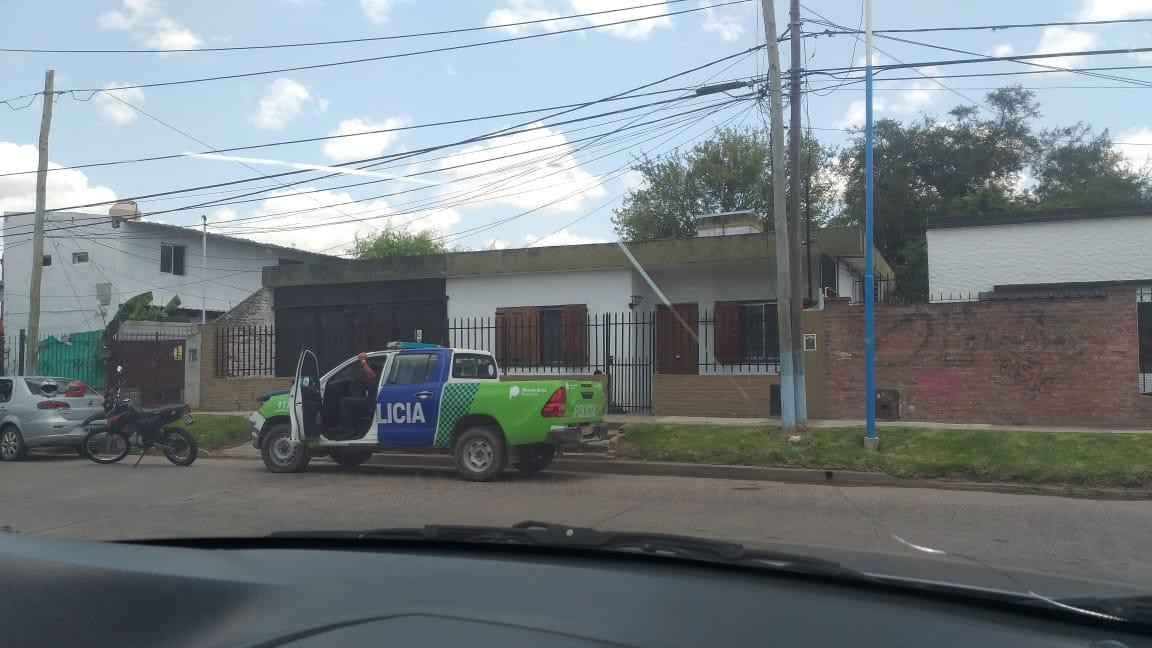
[137,404,188,419]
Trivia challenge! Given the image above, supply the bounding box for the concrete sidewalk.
[605,414,1152,434]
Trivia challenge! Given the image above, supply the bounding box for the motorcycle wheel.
[159,427,198,466]
[84,428,131,464]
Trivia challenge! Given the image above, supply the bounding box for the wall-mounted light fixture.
[629,294,644,310]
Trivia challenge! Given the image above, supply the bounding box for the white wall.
[2,211,319,336]
[447,268,634,318]
[928,216,1152,298]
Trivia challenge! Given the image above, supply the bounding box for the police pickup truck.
[248,343,607,481]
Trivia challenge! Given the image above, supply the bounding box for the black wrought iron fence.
[216,325,276,378]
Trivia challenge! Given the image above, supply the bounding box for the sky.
[1,0,1151,262]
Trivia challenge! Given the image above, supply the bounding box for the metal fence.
[214,308,781,415]
[215,325,275,378]
[1140,286,1151,395]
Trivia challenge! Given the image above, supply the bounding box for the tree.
[1030,124,1150,208]
[836,87,1041,299]
[350,229,447,259]
[612,126,839,241]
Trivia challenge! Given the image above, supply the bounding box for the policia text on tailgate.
[249,343,607,481]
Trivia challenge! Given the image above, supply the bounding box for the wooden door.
[656,303,698,375]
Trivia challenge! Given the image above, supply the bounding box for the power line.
[0,0,693,54]
[0,85,715,178]
[804,45,1152,76]
[804,15,1152,37]
[2,0,750,98]
[803,63,1152,84]
[1,96,744,243]
[3,48,762,230]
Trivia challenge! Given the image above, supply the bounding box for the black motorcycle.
[82,367,199,467]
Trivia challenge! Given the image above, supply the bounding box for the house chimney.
[109,200,140,228]
[692,210,764,237]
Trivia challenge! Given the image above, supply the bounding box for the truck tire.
[453,426,507,482]
[261,423,311,473]
[328,448,373,468]
[514,444,555,474]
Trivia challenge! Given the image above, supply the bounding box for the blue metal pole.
[864,0,877,446]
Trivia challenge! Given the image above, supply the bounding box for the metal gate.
[109,332,187,406]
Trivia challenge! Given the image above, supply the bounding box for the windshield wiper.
[273,520,866,579]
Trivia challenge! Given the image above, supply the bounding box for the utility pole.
[760,0,797,430]
[201,215,208,324]
[863,0,879,450]
[787,0,808,425]
[25,69,54,375]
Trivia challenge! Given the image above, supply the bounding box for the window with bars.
[714,300,779,364]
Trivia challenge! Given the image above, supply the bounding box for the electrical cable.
[0,0,692,53]
[1,0,750,98]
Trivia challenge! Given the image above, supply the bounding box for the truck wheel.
[514,444,555,474]
[261,423,311,473]
[453,426,507,482]
[328,448,373,468]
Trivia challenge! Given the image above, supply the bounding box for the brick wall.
[215,288,273,326]
[822,288,1152,428]
[652,374,779,417]
[198,324,290,411]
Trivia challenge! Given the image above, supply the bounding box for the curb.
[210,446,1151,501]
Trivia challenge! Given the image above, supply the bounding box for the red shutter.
[713,301,742,364]
[561,304,588,365]
[496,307,539,367]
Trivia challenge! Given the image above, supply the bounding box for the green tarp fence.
[37,330,105,389]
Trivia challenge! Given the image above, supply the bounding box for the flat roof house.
[926,203,1152,392]
[258,220,891,416]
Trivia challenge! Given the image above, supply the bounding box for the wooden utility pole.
[759,0,798,429]
[787,0,807,425]
[25,69,54,375]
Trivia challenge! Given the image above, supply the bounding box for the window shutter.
[561,304,588,365]
[495,307,539,367]
[713,301,742,364]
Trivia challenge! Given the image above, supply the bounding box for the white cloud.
[838,77,936,128]
[699,1,745,42]
[1079,0,1152,20]
[315,97,330,114]
[524,228,607,247]
[98,0,203,50]
[249,78,317,130]
[484,238,512,250]
[0,142,117,216]
[361,0,412,24]
[619,169,649,192]
[445,63,457,78]
[211,186,461,253]
[1114,126,1152,169]
[1034,26,1096,68]
[322,117,409,162]
[486,0,670,40]
[93,84,146,125]
[437,122,606,213]
[988,43,1015,57]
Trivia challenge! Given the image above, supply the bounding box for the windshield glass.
[1,0,1150,620]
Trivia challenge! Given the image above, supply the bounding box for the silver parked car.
[0,377,104,461]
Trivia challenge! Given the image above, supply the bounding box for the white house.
[2,201,331,336]
[927,203,1152,298]
[926,203,1152,393]
[257,216,891,415]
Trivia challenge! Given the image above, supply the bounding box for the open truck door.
[290,350,323,442]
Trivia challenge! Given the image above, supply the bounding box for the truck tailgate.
[565,380,605,421]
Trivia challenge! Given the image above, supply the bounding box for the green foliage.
[187,414,252,450]
[622,424,1152,488]
[350,229,447,259]
[612,126,839,241]
[1031,124,1150,207]
[104,291,181,341]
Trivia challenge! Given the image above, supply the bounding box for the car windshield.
[2,0,1151,622]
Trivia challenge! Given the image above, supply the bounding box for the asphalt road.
[2,453,1150,590]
